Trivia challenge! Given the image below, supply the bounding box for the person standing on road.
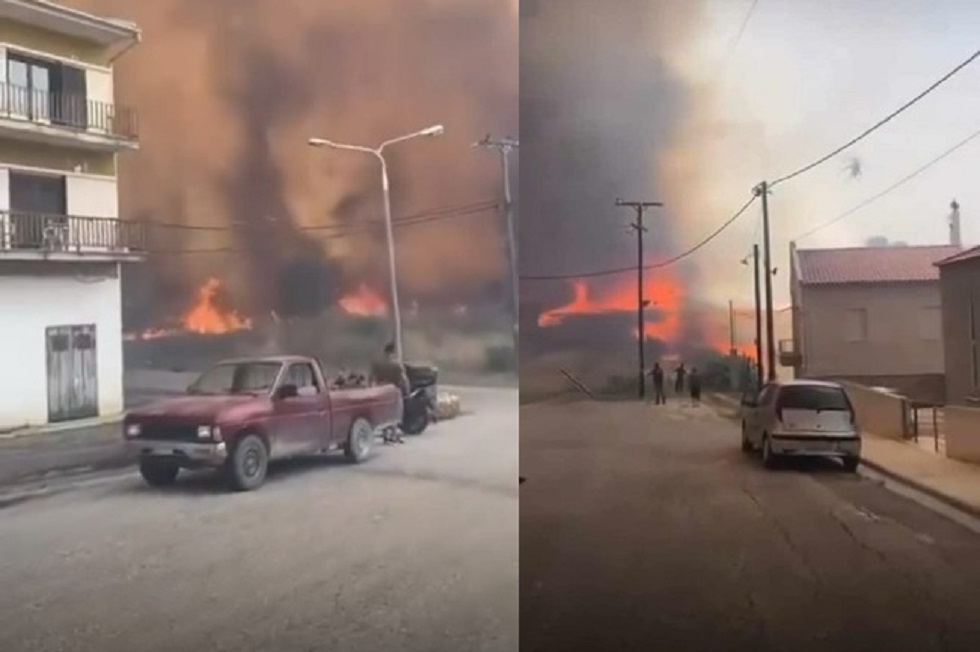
[648,362,666,405]
[370,343,407,444]
[689,367,702,407]
[674,363,687,395]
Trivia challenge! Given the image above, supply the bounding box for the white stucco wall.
[0,264,123,429]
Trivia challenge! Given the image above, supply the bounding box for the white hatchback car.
[739,380,861,471]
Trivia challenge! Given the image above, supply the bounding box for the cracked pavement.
[0,387,517,652]
[521,398,980,652]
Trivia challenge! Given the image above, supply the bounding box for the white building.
[0,0,141,430]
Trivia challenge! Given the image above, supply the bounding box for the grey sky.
[677,0,980,305]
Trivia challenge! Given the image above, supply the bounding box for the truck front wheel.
[226,433,269,491]
[139,458,179,487]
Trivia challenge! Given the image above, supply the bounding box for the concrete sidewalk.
[708,392,980,519]
[0,420,132,489]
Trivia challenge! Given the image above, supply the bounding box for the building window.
[7,52,52,121]
[5,52,88,128]
[917,306,942,341]
[843,308,868,342]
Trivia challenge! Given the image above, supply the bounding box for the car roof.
[772,379,844,389]
[215,355,311,365]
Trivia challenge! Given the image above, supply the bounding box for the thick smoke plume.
[520,0,706,357]
[68,0,517,326]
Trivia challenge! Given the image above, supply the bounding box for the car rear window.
[776,385,851,411]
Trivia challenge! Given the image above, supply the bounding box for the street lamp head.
[307,137,330,147]
[420,124,445,137]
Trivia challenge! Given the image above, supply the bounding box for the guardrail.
[0,82,138,139]
[0,211,144,253]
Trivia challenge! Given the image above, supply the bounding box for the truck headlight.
[197,425,222,441]
[125,423,141,438]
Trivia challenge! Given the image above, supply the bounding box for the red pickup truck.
[123,355,402,491]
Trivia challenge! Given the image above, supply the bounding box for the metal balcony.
[0,82,138,149]
[0,211,145,261]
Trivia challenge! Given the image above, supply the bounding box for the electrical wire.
[144,199,499,234]
[520,194,758,281]
[148,201,500,255]
[770,47,980,188]
[794,124,980,241]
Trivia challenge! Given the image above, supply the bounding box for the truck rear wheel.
[139,458,179,487]
[226,433,269,491]
[344,417,375,463]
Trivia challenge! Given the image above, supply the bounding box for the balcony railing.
[0,82,138,140]
[0,211,145,255]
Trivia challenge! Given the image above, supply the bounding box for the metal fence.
[0,82,138,139]
[0,211,145,253]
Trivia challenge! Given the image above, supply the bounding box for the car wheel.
[139,458,179,487]
[842,455,860,473]
[401,404,430,436]
[762,435,779,469]
[740,422,753,452]
[344,417,375,463]
[227,434,269,491]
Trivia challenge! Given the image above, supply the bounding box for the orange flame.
[339,284,388,317]
[537,273,764,357]
[538,272,683,343]
[181,278,251,334]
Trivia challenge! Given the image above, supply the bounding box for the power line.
[770,47,980,188]
[148,201,499,255]
[794,124,980,240]
[520,195,757,281]
[725,0,760,64]
[144,199,498,234]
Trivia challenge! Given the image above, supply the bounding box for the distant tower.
[949,199,962,247]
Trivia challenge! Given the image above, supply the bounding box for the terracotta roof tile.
[795,245,960,285]
[935,244,980,267]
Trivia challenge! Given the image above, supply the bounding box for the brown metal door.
[46,324,98,422]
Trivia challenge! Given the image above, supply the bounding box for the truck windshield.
[188,362,283,396]
[776,385,851,412]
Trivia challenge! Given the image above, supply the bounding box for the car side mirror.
[275,384,299,400]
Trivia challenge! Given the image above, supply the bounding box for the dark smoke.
[520,0,704,358]
[67,0,517,325]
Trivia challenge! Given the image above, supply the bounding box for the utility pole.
[474,135,519,354]
[754,181,777,381]
[616,198,663,399]
[728,299,737,391]
[752,244,763,390]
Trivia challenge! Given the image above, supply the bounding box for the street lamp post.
[308,125,445,363]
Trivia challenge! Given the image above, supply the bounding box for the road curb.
[858,458,980,522]
[0,468,135,510]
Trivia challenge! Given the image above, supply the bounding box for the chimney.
[949,199,962,247]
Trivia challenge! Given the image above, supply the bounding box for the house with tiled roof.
[935,245,980,405]
[785,242,960,402]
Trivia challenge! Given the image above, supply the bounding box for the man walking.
[689,367,703,407]
[674,362,687,396]
[648,362,666,405]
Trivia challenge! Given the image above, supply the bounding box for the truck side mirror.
[275,384,299,400]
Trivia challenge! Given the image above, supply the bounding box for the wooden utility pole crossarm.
[615,198,664,400]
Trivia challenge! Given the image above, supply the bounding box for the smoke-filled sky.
[521,0,980,314]
[69,0,517,321]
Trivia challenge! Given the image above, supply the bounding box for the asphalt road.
[521,397,980,652]
[0,387,517,652]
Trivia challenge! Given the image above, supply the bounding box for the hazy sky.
[670,0,980,305]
